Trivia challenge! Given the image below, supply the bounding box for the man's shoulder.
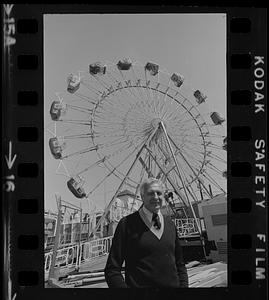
[163,215,175,225]
[121,210,140,223]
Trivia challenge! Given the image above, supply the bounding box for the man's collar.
[142,205,161,219]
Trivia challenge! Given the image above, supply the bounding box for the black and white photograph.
[44,13,227,288]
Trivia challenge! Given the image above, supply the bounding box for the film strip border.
[2,5,267,300]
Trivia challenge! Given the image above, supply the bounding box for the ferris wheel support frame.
[168,135,213,199]
[159,122,207,259]
[145,146,189,207]
[89,124,161,238]
[159,121,202,236]
[138,154,179,216]
[145,140,206,257]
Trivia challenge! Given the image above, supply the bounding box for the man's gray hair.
[139,177,164,197]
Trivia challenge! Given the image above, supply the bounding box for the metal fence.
[45,218,201,281]
[173,218,200,237]
[44,236,113,281]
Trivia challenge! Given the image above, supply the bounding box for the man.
[104,178,189,288]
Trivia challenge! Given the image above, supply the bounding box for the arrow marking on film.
[5,141,17,170]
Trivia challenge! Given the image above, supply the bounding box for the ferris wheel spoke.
[55,160,70,178]
[178,166,201,200]
[160,104,178,122]
[201,172,226,193]
[93,117,125,127]
[93,108,126,121]
[81,79,103,95]
[57,119,92,126]
[46,127,56,138]
[177,121,208,133]
[206,123,226,129]
[106,88,135,111]
[94,125,125,134]
[161,103,184,123]
[207,152,226,164]
[144,73,159,115]
[152,83,163,115]
[99,137,132,151]
[114,70,150,108]
[66,104,93,114]
[175,133,205,145]
[61,145,99,159]
[177,148,204,171]
[94,132,127,139]
[125,65,154,107]
[207,133,226,138]
[169,134,206,178]
[131,67,154,109]
[180,150,205,167]
[176,102,196,120]
[179,152,205,170]
[75,157,107,176]
[145,85,157,115]
[139,85,158,112]
[170,131,203,143]
[106,69,125,87]
[94,105,128,121]
[104,81,144,113]
[179,144,205,159]
[175,114,203,129]
[174,157,193,186]
[100,134,146,169]
[177,140,205,152]
[174,102,195,122]
[206,162,225,176]
[161,81,172,105]
[97,134,129,148]
[175,117,206,137]
[87,167,116,196]
[92,75,112,92]
[205,143,224,150]
[60,133,94,140]
[173,134,202,146]
[73,90,99,104]
[179,137,207,148]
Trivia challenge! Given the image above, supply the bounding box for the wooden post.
[48,195,62,282]
[75,205,83,270]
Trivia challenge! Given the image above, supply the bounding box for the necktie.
[152,213,161,230]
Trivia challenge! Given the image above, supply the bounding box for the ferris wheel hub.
[151,118,164,129]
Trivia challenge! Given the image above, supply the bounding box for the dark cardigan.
[104,211,189,288]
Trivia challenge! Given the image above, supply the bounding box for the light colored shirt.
[139,205,164,240]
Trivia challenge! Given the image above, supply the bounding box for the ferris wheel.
[48,58,227,233]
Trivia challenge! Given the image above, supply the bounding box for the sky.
[44,13,226,214]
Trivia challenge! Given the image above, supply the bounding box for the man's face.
[142,183,164,213]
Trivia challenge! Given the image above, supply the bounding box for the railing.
[44,236,113,280]
[45,219,201,280]
[173,218,200,237]
[45,232,90,250]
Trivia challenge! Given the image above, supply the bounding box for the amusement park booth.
[199,193,227,263]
